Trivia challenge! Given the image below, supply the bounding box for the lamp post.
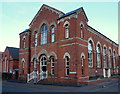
[33,41,37,84]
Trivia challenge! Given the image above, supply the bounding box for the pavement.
[1,78,120,93]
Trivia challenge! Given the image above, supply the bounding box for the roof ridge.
[58,7,82,20]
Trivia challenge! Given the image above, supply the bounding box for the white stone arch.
[37,49,48,60]
[96,41,102,52]
[103,44,107,54]
[88,37,95,50]
[80,52,85,59]
[50,22,57,28]
[38,20,49,32]
[22,35,26,40]
[21,58,25,62]
[31,55,36,62]
[113,49,116,56]
[63,21,70,27]
[63,52,70,59]
[108,47,112,55]
[80,21,84,27]
[48,51,57,60]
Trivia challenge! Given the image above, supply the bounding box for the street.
[1,78,120,93]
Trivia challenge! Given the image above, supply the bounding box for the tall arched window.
[51,57,55,75]
[40,56,47,72]
[96,44,101,68]
[41,25,48,45]
[80,24,84,38]
[51,27,55,42]
[88,41,93,67]
[103,47,107,68]
[4,57,7,72]
[65,56,69,76]
[22,59,25,74]
[35,32,38,46]
[65,24,69,39]
[113,51,116,68]
[108,49,112,68]
[23,37,26,48]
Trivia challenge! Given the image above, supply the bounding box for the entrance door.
[40,56,47,79]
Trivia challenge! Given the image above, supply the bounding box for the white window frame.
[35,32,38,46]
[51,27,55,43]
[51,57,55,75]
[88,42,93,67]
[103,47,107,68]
[65,24,69,39]
[96,45,101,68]
[65,56,69,76]
[41,25,48,45]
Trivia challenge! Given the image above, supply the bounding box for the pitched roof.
[29,4,65,26]
[87,25,118,46]
[19,29,30,35]
[7,47,19,60]
[59,7,81,19]
[58,7,88,21]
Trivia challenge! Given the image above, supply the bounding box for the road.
[1,78,120,93]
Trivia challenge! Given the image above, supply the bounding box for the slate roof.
[7,47,19,60]
[58,7,82,19]
[19,29,30,35]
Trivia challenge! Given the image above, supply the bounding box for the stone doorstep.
[78,77,113,85]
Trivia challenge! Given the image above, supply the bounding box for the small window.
[51,58,55,75]
[51,27,55,43]
[65,24,69,39]
[23,38,26,48]
[35,32,38,46]
[65,56,69,75]
[80,24,83,38]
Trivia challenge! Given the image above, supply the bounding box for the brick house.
[19,4,119,84]
[0,52,3,73]
[2,47,19,79]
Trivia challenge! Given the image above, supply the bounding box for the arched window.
[108,49,112,68]
[51,27,55,42]
[113,51,116,68]
[41,25,48,45]
[40,56,47,72]
[22,59,25,74]
[4,57,7,72]
[96,44,101,68]
[51,57,55,75]
[35,32,38,46]
[65,56,69,75]
[88,41,93,67]
[103,47,107,68]
[23,37,26,48]
[65,24,69,39]
[80,24,84,38]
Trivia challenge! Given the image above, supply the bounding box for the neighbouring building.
[19,4,119,84]
[0,52,3,73]
[2,46,19,79]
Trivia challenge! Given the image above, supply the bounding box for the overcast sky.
[0,1,119,52]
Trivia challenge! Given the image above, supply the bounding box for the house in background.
[2,46,19,79]
[19,4,119,85]
[0,52,3,73]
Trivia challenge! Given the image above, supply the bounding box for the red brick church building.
[19,4,119,84]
